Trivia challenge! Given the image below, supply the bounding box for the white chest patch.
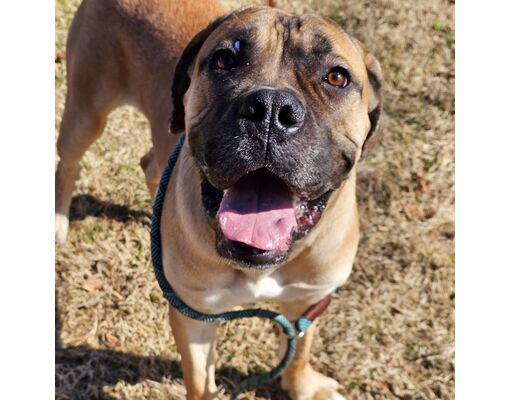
[243,276,285,299]
[200,272,340,312]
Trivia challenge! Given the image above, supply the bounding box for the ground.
[55,0,454,398]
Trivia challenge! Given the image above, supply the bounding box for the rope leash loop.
[150,134,320,399]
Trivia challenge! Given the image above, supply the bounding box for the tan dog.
[55,1,383,399]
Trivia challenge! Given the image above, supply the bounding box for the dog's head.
[170,6,383,269]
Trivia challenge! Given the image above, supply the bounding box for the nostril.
[278,105,299,127]
[240,101,267,122]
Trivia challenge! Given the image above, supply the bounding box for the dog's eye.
[213,50,237,70]
[325,68,349,88]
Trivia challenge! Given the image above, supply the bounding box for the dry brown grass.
[55,0,454,398]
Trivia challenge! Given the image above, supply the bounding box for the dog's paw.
[282,367,346,400]
[55,214,69,244]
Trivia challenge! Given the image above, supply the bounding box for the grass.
[55,0,454,398]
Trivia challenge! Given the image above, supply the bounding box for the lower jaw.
[216,237,289,270]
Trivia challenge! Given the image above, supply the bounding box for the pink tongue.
[217,171,297,252]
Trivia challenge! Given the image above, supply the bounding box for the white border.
[0,1,54,398]
[456,1,510,398]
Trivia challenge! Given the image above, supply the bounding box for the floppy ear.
[170,15,230,134]
[353,39,383,159]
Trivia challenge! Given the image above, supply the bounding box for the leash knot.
[295,317,313,337]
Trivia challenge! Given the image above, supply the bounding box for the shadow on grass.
[55,296,288,399]
[69,194,151,225]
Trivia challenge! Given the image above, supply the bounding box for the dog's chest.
[201,274,336,311]
[243,275,285,298]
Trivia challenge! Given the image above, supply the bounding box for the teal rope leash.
[151,134,317,399]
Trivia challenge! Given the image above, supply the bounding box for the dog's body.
[56,1,382,399]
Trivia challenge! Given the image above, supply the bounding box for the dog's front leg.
[169,307,219,400]
[279,301,346,400]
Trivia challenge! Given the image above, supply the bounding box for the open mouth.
[201,168,331,268]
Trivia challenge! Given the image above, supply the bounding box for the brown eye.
[214,50,236,70]
[326,69,349,87]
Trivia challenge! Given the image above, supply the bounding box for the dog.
[55,0,383,399]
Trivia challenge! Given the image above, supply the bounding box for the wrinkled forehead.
[197,7,367,79]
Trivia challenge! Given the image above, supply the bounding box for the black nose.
[239,88,305,135]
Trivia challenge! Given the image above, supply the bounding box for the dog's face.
[171,7,383,270]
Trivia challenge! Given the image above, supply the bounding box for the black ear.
[352,39,383,159]
[170,15,230,134]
